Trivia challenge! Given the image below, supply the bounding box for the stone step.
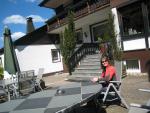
[76,67,101,70]
[86,55,101,59]
[79,65,101,68]
[74,69,101,73]
[82,58,100,62]
[81,61,100,65]
[72,71,101,76]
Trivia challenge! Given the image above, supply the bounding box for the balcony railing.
[47,0,110,32]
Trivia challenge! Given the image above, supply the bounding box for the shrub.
[60,10,76,68]
[0,66,4,79]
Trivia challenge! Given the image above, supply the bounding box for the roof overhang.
[39,0,71,8]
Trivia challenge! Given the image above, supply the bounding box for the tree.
[60,10,76,69]
[99,12,122,62]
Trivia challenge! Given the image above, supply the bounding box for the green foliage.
[0,66,4,79]
[99,12,122,61]
[60,10,76,67]
[98,32,110,43]
[108,13,122,61]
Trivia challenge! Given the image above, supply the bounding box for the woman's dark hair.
[100,56,110,72]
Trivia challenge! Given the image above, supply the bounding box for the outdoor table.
[0,81,102,113]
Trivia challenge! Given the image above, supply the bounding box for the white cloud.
[0,37,3,41]
[8,0,17,4]
[3,15,26,24]
[3,14,47,24]
[11,32,25,41]
[27,15,46,22]
[25,0,42,3]
[0,32,25,42]
[25,0,36,2]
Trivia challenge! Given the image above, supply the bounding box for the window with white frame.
[126,59,140,73]
[51,49,61,63]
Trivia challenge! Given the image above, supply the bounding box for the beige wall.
[49,7,111,43]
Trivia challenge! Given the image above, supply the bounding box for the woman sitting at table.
[91,56,116,88]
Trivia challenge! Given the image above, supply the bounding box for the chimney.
[26,17,35,34]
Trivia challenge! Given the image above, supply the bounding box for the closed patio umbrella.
[3,26,20,75]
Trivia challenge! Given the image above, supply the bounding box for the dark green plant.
[60,10,76,68]
[0,66,4,79]
[108,12,122,61]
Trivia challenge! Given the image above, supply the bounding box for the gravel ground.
[43,74,150,113]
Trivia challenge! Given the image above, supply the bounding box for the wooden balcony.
[47,0,110,32]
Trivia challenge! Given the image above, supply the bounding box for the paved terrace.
[43,73,150,113]
[0,74,149,113]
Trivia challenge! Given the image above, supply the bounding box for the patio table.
[0,81,102,113]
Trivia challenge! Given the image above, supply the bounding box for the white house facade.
[0,25,64,75]
[39,0,150,74]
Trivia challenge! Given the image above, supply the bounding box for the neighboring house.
[39,0,150,74]
[0,23,63,75]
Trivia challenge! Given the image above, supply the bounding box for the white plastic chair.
[35,68,44,91]
[0,78,18,101]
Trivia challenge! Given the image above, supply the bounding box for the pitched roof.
[14,25,59,45]
[14,25,47,45]
[0,25,59,55]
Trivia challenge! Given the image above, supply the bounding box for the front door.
[91,21,108,43]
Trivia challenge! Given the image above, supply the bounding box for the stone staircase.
[67,53,102,81]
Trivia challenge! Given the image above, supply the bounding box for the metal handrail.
[68,43,99,75]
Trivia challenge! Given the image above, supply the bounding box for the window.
[51,49,61,63]
[126,59,140,73]
[118,2,144,36]
[91,21,108,42]
[76,29,83,44]
[148,0,150,32]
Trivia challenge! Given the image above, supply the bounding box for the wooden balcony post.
[46,24,50,32]
[57,18,60,26]
[87,2,90,13]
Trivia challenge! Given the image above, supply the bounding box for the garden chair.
[0,80,8,102]
[19,70,35,94]
[98,61,129,109]
[34,68,44,91]
[0,78,18,101]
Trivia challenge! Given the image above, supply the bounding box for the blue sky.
[0,0,55,48]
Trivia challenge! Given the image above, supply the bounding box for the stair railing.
[68,43,99,75]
